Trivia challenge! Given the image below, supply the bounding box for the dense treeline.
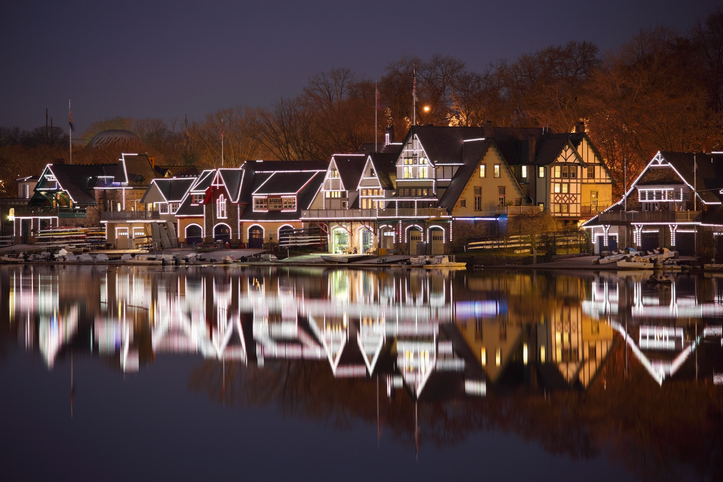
[1,9,721,197]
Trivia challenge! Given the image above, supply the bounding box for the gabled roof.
[330,154,367,191]
[175,170,214,216]
[232,160,327,221]
[141,177,195,204]
[437,139,493,210]
[217,168,245,202]
[659,151,723,204]
[405,126,488,165]
[367,152,398,190]
[35,162,127,206]
[121,153,156,187]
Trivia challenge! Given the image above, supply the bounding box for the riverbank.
[0,243,711,272]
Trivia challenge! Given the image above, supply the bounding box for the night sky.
[1,0,720,135]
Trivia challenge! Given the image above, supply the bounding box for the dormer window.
[192,193,205,205]
[282,197,296,210]
[254,197,268,211]
[268,197,283,211]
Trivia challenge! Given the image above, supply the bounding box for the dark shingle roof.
[368,152,398,190]
[661,151,723,204]
[254,171,319,195]
[438,140,493,210]
[409,126,487,164]
[331,155,367,191]
[122,154,156,187]
[146,178,195,203]
[218,168,245,202]
[45,163,125,205]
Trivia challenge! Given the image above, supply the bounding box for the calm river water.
[0,265,721,481]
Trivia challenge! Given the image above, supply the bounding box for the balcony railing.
[598,210,702,223]
[11,206,87,218]
[100,211,161,221]
[301,205,549,220]
[302,207,451,219]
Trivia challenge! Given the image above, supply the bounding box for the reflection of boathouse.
[3,266,722,394]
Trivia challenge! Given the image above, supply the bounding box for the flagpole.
[375,83,378,152]
[412,69,417,126]
[68,99,73,165]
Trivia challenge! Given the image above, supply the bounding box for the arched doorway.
[358,227,373,254]
[248,225,264,249]
[331,227,349,254]
[185,224,203,245]
[429,227,445,255]
[379,226,395,252]
[408,227,423,255]
[214,223,231,242]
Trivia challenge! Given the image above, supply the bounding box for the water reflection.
[1,266,722,480]
[3,266,723,387]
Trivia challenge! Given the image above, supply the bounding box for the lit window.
[538,166,545,178]
[554,166,561,178]
[268,197,283,211]
[282,197,296,210]
[216,195,227,219]
[554,183,561,193]
[479,165,486,178]
[419,166,428,178]
[495,348,501,366]
[404,166,411,179]
[254,197,268,211]
[480,348,487,366]
[493,164,500,178]
[562,183,569,194]
[521,165,528,178]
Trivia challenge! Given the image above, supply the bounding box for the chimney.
[528,135,536,164]
[484,120,493,138]
[703,138,711,154]
[384,125,394,146]
[576,121,586,133]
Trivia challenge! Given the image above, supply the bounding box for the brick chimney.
[576,121,586,133]
[484,120,493,138]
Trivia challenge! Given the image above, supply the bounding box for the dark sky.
[1,0,720,135]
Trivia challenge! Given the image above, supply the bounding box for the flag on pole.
[69,103,73,132]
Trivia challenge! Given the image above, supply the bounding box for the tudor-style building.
[305,153,399,254]
[174,160,327,248]
[583,151,723,257]
[303,125,613,255]
[489,122,614,222]
[305,126,531,254]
